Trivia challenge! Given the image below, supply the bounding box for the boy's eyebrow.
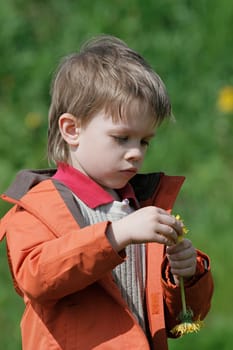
[145,131,156,138]
[109,126,156,138]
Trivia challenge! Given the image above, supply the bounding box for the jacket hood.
[3,169,57,201]
[2,168,163,203]
[1,169,185,213]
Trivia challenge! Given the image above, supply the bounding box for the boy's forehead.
[102,110,156,135]
[105,98,156,124]
[110,113,155,127]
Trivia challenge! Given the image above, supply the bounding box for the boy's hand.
[107,206,184,252]
[166,239,197,284]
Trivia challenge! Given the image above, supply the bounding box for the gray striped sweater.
[73,194,146,331]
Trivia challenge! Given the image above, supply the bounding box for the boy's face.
[70,110,156,190]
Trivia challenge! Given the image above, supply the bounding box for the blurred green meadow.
[0,0,232,349]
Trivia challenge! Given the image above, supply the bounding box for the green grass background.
[0,0,232,349]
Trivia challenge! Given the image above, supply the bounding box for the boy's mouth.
[120,168,137,175]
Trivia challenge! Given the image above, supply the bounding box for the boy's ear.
[59,113,81,146]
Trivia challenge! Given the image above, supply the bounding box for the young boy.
[0,35,213,350]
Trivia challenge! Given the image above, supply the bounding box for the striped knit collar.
[52,163,138,209]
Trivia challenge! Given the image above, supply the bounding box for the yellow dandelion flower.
[171,319,204,337]
[217,86,233,113]
[175,214,189,242]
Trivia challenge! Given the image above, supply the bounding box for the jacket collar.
[52,163,138,209]
[2,166,185,212]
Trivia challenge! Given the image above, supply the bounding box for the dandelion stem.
[180,276,187,315]
[170,214,204,336]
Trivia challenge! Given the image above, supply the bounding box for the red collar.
[52,163,138,209]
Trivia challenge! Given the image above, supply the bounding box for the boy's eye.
[141,139,150,147]
[112,136,150,146]
[112,136,129,143]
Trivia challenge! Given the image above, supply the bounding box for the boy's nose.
[125,147,143,162]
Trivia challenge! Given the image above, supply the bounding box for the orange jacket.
[0,170,213,350]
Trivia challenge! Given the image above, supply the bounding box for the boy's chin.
[100,180,129,191]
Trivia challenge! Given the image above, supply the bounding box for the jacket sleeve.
[5,209,125,304]
[161,250,214,336]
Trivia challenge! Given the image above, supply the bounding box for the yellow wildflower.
[171,319,204,337]
[175,214,189,242]
[25,112,43,129]
[217,86,233,113]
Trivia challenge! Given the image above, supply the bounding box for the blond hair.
[48,35,171,163]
